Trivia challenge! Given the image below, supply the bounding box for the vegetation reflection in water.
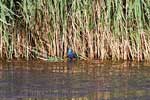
[0,61,150,100]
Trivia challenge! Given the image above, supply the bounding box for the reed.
[0,0,150,61]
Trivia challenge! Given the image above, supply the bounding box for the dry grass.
[0,0,150,61]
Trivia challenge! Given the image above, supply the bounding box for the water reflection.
[0,61,150,100]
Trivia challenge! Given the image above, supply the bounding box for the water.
[0,61,150,100]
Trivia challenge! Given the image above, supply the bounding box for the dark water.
[0,61,150,100]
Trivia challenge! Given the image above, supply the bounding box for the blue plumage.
[67,48,77,61]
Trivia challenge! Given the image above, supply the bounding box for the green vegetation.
[0,0,150,61]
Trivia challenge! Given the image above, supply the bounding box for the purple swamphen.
[67,48,77,61]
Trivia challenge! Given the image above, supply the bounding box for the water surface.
[0,61,150,100]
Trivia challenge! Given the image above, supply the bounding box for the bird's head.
[67,48,73,54]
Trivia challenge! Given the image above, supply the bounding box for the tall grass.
[0,0,150,61]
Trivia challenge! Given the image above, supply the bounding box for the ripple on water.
[0,61,150,99]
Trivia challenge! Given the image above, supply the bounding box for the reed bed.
[0,0,150,61]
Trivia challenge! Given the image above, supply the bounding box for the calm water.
[0,61,150,100]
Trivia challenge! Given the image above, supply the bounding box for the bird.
[67,48,77,61]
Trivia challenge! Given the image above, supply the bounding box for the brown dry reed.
[0,0,150,61]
